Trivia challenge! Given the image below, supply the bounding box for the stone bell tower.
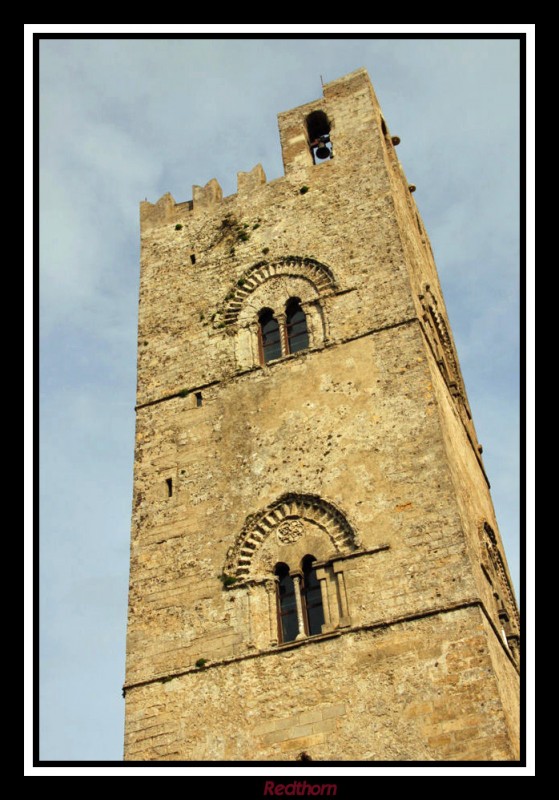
[124,68,520,761]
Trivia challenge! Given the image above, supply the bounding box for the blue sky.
[38,37,522,763]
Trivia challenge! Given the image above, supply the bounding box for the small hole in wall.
[297,751,313,762]
[195,392,203,407]
[166,478,173,498]
[190,254,196,265]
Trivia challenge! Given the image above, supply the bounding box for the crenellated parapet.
[140,163,269,228]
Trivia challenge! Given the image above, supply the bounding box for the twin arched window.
[275,555,325,643]
[258,298,309,365]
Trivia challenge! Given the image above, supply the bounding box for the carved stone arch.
[478,521,520,631]
[234,274,327,370]
[431,306,461,390]
[419,284,464,398]
[214,256,337,328]
[225,493,360,580]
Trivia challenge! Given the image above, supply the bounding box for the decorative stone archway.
[478,521,520,663]
[225,492,359,581]
[214,256,337,328]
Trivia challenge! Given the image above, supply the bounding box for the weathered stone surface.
[125,68,519,761]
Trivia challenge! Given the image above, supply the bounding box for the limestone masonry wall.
[125,68,519,761]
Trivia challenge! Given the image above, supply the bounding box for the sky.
[37,35,523,764]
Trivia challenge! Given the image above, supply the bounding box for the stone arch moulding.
[419,284,464,399]
[479,521,520,630]
[214,256,338,328]
[225,492,360,580]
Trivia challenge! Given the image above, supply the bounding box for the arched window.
[285,298,309,354]
[301,555,325,636]
[258,308,282,364]
[274,556,325,643]
[306,110,333,163]
[275,563,298,644]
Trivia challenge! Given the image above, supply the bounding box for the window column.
[333,561,351,628]
[276,312,287,357]
[315,566,334,633]
[266,578,280,647]
[291,571,307,640]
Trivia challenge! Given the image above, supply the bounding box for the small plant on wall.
[218,573,237,588]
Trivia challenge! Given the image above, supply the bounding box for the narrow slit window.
[195,391,203,407]
[275,563,298,643]
[165,478,173,498]
[258,308,282,364]
[285,298,309,354]
[190,254,196,265]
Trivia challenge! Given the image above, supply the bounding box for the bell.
[315,143,330,160]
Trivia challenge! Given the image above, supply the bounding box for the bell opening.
[306,110,333,163]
